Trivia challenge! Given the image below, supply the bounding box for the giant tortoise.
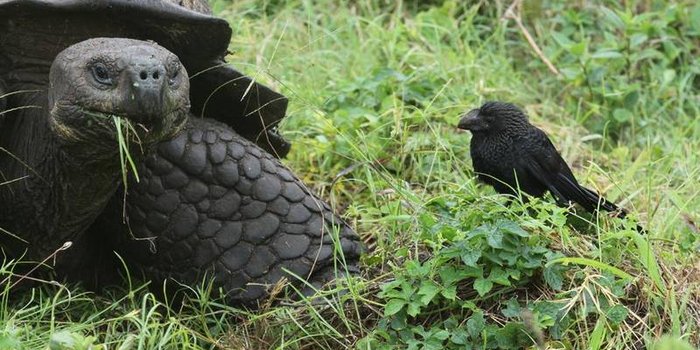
[0,0,362,305]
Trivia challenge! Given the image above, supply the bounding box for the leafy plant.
[49,331,105,350]
[368,198,565,349]
[540,2,699,139]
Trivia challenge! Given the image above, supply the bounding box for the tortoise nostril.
[139,71,148,80]
[152,71,160,80]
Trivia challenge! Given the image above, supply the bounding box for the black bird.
[458,101,629,218]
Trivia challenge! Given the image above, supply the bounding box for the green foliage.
[3,0,700,349]
[0,325,23,350]
[49,331,104,350]
[650,335,696,350]
[540,2,700,138]
[366,197,643,349]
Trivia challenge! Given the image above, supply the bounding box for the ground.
[1,0,699,349]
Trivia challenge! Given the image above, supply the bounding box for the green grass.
[112,116,143,192]
[2,0,700,349]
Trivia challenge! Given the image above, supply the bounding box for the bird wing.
[516,129,636,232]
[517,128,617,212]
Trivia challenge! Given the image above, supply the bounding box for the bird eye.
[91,63,112,85]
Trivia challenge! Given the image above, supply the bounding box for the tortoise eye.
[91,63,112,85]
[168,66,180,86]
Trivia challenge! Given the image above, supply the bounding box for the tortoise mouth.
[50,104,188,146]
[83,109,159,135]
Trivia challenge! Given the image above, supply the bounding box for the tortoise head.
[48,38,189,147]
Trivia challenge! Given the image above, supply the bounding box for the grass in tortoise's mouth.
[111,115,142,186]
[82,110,144,187]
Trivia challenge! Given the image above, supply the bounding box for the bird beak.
[457,108,486,131]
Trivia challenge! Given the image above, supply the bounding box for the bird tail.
[551,173,626,217]
[580,186,648,233]
[555,174,647,230]
[578,185,627,218]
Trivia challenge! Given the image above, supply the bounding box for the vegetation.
[2,0,699,348]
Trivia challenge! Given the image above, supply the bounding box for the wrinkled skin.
[49,38,189,148]
[0,0,290,157]
[0,38,189,261]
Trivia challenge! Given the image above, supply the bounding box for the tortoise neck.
[0,92,124,259]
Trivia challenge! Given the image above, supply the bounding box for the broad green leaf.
[589,318,606,350]
[613,108,634,123]
[605,304,629,325]
[591,49,624,59]
[418,280,441,305]
[662,69,676,84]
[486,229,503,248]
[49,331,79,350]
[467,311,485,338]
[501,298,521,318]
[551,32,573,47]
[691,5,700,32]
[49,331,104,350]
[441,285,457,300]
[460,249,481,267]
[450,329,469,345]
[384,299,406,316]
[533,300,566,324]
[407,302,421,317]
[651,336,695,350]
[432,329,450,341]
[473,278,493,296]
[499,220,529,237]
[0,331,22,350]
[543,264,564,290]
[630,33,648,47]
[494,323,531,349]
[600,6,624,28]
[569,41,587,57]
[488,268,511,286]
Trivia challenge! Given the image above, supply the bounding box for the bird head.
[458,101,529,134]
